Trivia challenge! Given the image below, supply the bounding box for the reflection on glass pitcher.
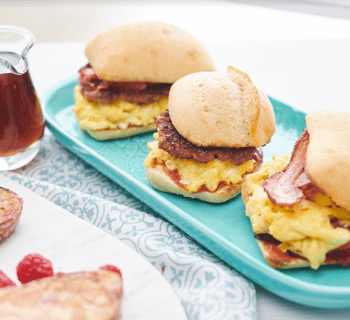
[0,25,45,171]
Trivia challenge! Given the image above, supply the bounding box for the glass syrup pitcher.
[0,25,45,171]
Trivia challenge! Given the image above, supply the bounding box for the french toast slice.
[0,187,23,243]
[0,270,123,319]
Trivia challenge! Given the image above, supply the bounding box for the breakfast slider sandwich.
[143,67,276,203]
[241,110,350,270]
[73,21,216,140]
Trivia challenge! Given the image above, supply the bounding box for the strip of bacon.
[263,130,311,208]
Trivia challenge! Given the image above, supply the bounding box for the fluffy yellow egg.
[144,133,255,193]
[73,86,168,131]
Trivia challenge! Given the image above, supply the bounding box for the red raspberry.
[16,253,54,284]
[99,265,122,278]
[0,270,16,288]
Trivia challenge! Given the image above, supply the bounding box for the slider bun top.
[85,21,215,83]
[168,66,276,148]
[306,110,350,212]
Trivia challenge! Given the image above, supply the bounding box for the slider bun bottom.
[145,165,241,203]
[257,237,348,269]
[78,123,157,140]
[256,240,312,269]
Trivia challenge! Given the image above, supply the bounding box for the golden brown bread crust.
[306,110,350,213]
[0,270,123,320]
[0,187,23,243]
[254,89,276,148]
[168,67,275,148]
[256,239,313,269]
[85,21,216,83]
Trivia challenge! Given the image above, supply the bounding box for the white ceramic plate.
[0,175,187,320]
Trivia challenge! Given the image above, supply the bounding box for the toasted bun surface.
[306,110,350,212]
[255,239,315,269]
[0,270,123,320]
[256,232,350,270]
[168,66,276,148]
[85,21,215,83]
[145,165,241,203]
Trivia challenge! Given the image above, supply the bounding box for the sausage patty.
[157,110,262,166]
[78,64,172,105]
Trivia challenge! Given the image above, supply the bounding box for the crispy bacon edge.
[263,130,322,208]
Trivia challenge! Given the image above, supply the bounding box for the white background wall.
[2,0,350,43]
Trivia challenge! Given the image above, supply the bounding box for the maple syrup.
[0,71,45,156]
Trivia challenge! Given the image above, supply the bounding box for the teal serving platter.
[41,74,350,309]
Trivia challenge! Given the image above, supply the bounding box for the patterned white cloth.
[2,131,256,320]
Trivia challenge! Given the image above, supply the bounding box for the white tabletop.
[3,1,350,318]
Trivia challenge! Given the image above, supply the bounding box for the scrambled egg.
[143,133,255,193]
[245,155,350,269]
[73,86,168,130]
